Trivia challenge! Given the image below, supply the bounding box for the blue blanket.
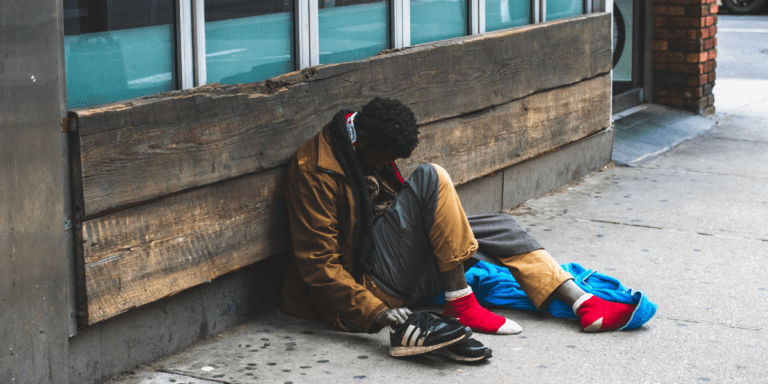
[424,261,656,330]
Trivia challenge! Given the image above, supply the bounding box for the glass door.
[612,0,648,113]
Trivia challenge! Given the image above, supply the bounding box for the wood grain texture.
[73,13,612,218]
[81,167,286,325]
[398,74,613,183]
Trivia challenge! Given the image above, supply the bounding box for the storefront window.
[205,0,294,85]
[411,0,468,46]
[64,0,598,109]
[546,0,584,21]
[64,0,176,110]
[486,0,530,32]
[613,0,633,83]
[318,0,389,64]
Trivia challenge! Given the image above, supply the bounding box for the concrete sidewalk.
[110,97,768,383]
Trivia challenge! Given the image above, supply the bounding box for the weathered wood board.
[72,13,611,218]
[82,167,286,325]
[80,75,610,325]
[399,74,612,183]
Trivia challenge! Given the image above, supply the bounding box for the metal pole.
[392,0,405,48]
[309,0,320,65]
[533,0,542,23]
[470,0,480,34]
[176,0,194,89]
[478,0,486,34]
[192,0,207,87]
[296,0,310,68]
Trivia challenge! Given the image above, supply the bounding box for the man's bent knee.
[408,163,454,197]
[428,163,454,190]
[410,163,438,179]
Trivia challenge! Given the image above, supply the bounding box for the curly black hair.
[355,97,419,158]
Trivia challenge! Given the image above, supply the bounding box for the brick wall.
[652,0,718,115]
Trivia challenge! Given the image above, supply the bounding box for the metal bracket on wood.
[61,116,75,132]
[64,214,81,231]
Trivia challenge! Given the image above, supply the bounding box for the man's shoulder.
[283,126,342,202]
[289,126,327,171]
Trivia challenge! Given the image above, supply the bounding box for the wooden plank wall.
[70,13,613,325]
[399,75,611,182]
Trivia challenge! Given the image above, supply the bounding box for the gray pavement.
[109,105,768,384]
[611,104,717,166]
[110,19,768,384]
[714,16,768,81]
[110,111,768,384]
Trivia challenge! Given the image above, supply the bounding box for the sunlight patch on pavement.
[713,78,768,117]
[718,28,768,33]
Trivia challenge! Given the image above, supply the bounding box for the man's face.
[362,147,399,170]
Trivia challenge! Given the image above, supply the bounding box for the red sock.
[443,292,521,334]
[573,294,636,332]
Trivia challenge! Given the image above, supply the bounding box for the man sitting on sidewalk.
[279,97,637,359]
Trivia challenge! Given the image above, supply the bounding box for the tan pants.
[364,249,570,310]
[365,163,571,310]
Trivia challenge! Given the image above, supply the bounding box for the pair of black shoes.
[389,312,492,362]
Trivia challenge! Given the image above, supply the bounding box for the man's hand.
[375,307,412,327]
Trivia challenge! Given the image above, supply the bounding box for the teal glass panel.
[319,0,389,65]
[546,0,584,21]
[205,0,294,84]
[613,0,633,82]
[411,0,468,46]
[486,0,530,32]
[63,0,176,110]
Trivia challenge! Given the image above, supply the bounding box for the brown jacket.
[279,124,388,333]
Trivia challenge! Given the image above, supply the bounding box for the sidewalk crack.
[657,316,764,332]
[578,218,664,231]
[527,213,768,243]
[161,369,233,384]
[639,166,767,180]
[706,136,768,144]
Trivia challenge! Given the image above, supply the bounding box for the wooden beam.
[79,74,610,325]
[81,167,286,325]
[399,74,612,183]
[73,13,611,218]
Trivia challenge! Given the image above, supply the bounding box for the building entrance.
[612,0,652,113]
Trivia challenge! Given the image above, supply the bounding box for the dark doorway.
[612,0,652,113]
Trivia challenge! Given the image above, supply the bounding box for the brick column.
[652,0,718,115]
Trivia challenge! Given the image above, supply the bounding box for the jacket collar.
[317,124,345,176]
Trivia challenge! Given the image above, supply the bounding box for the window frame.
[70,0,597,102]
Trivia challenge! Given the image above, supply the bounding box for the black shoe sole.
[389,333,467,357]
[430,346,492,362]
